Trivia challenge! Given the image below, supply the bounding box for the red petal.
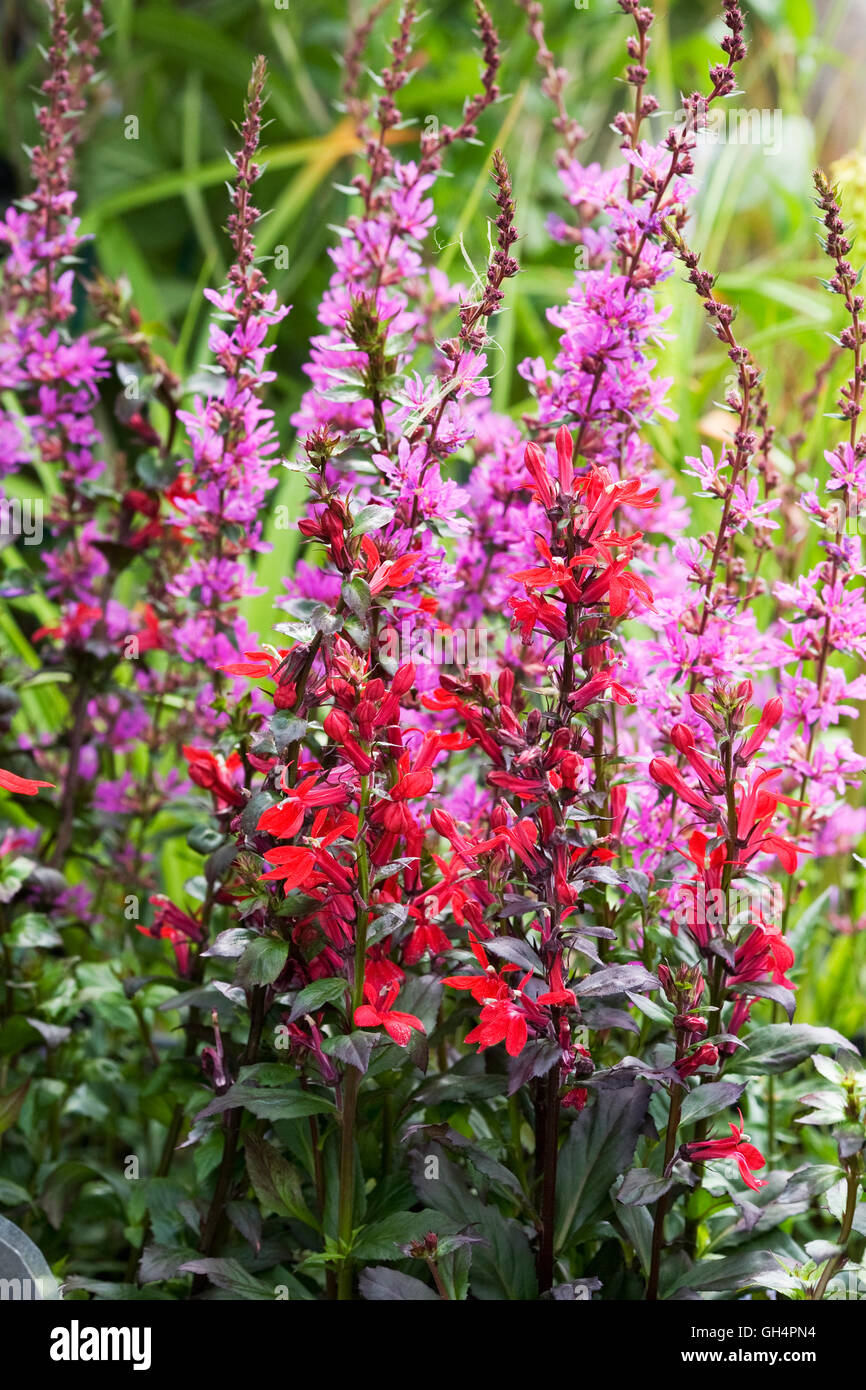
[0,768,54,795]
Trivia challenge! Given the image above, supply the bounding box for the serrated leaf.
[341,575,372,619]
[0,1080,30,1136]
[574,962,657,998]
[288,977,347,1022]
[353,502,395,535]
[321,1030,378,1073]
[359,1266,439,1300]
[244,1134,320,1231]
[235,936,290,987]
[680,1080,746,1126]
[737,1025,856,1076]
[352,1211,441,1260]
[178,1257,275,1298]
[555,1081,650,1247]
[8,914,62,949]
[196,1082,335,1122]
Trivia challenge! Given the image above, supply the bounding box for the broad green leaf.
[555,1082,650,1248]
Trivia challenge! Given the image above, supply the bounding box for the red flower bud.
[739,696,784,761]
[689,692,725,732]
[674,1012,708,1036]
[524,441,557,509]
[670,723,695,754]
[675,1043,719,1078]
[562,1087,588,1112]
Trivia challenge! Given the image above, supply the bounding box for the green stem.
[537,1063,561,1293]
[192,985,266,1293]
[336,774,371,1301]
[811,1165,861,1300]
[647,1083,684,1301]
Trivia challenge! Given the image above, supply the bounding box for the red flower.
[739,696,784,762]
[219,647,289,678]
[183,746,245,809]
[649,757,716,814]
[577,467,658,539]
[508,592,568,644]
[674,1043,719,1079]
[403,910,451,965]
[138,895,203,976]
[562,1087,588,1112]
[729,922,795,989]
[444,932,519,1000]
[523,440,557,508]
[669,724,725,794]
[537,954,577,1007]
[361,538,423,595]
[464,993,529,1057]
[733,768,809,872]
[33,602,102,645]
[510,536,582,600]
[354,980,425,1047]
[260,844,318,891]
[257,774,348,839]
[0,767,54,796]
[322,709,373,774]
[579,556,654,617]
[569,668,635,711]
[555,425,575,493]
[681,1109,767,1191]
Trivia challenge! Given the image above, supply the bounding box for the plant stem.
[811,1165,861,1300]
[49,678,89,867]
[192,984,266,1293]
[647,1084,683,1301]
[537,1063,561,1293]
[336,774,371,1300]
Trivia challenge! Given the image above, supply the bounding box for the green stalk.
[647,1082,684,1301]
[811,1164,861,1300]
[336,774,371,1300]
[536,1062,561,1293]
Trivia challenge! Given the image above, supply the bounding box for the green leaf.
[469,1208,537,1301]
[321,1031,378,1074]
[680,1080,746,1126]
[737,1025,857,1075]
[288,977,347,1022]
[187,824,227,855]
[668,1248,779,1296]
[0,1177,33,1208]
[244,1134,320,1231]
[787,886,831,956]
[574,962,657,998]
[352,1211,442,1261]
[0,1079,30,1136]
[40,1161,101,1229]
[616,1168,674,1207]
[341,576,372,619]
[554,1081,650,1248]
[0,857,36,904]
[235,936,290,987]
[197,1083,335,1122]
[353,503,396,535]
[359,1267,439,1300]
[178,1257,276,1299]
[626,991,674,1025]
[8,914,62,949]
